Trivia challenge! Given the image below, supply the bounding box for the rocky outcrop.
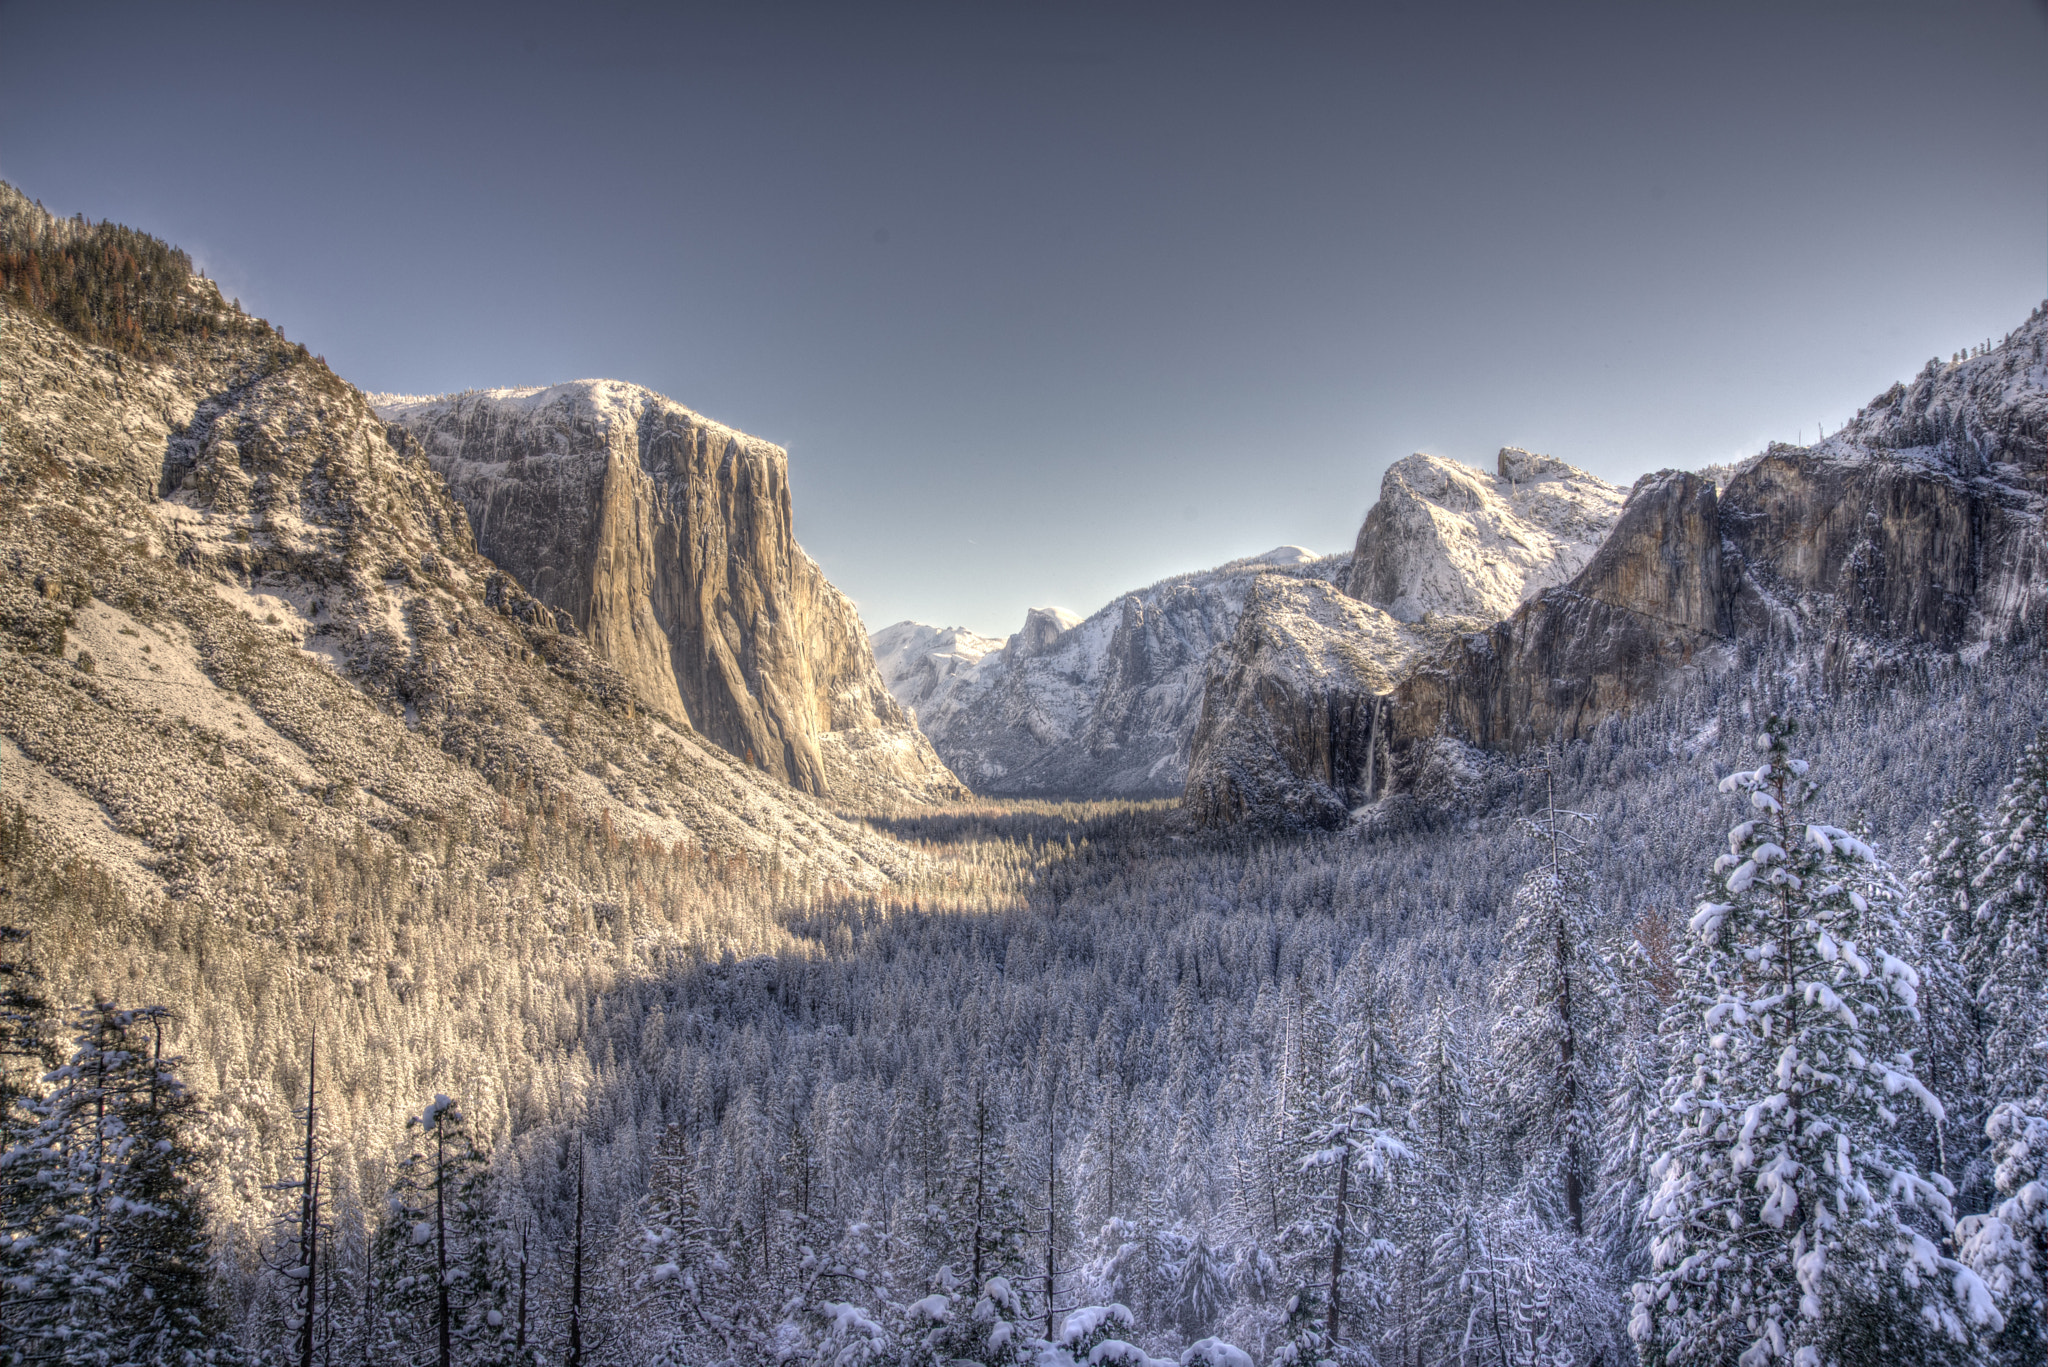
[1345,449,1624,623]
[374,384,963,806]
[1186,302,2048,826]
[1381,469,1730,760]
[1174,453,1621,827]
[0,186,923,892]
[1181,577,1419,829]
[875,548,1347,796]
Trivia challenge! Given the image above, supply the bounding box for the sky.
[3,1,2045,637]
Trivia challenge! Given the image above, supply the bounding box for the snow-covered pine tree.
[1407,999,1475,1197]
[1595,918,1671,1286]
[4,1003,224,1365]
[371,1095,508,1367]
[1277,966,1411,1365]
[97,1008,225,1365]
[631,1124,721,1365]
[1956,1101,2046,1365]
[1906,791,1989,1203]
[910,1079,1036,1367]
[1630,717,1992,1367]
[1971,731,2048,1119]
[1490,774,1609,1235]
[0,924,55,1364]
[1172,1233,1228,1342]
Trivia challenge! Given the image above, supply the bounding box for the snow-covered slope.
[372,382,963,808]
[1345,448,1626,623]
[874,549,1348,796]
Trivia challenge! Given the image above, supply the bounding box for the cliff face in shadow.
[1383,469,1730,759]
[377,383,962,806]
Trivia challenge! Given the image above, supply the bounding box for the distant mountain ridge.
[873,547,1347,795]
[877,447,1626,802]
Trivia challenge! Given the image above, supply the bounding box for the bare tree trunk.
[1325,1146,1350,1348]
[299,1027,319,1367]
[436,1123,450,1367]
[568,1151,585,1367]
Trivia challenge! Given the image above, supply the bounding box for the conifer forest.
[9,653,2048,1365]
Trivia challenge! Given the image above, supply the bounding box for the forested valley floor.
[6,653,2048,1365]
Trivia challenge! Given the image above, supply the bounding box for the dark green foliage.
[0,189,250,359]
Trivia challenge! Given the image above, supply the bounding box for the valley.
[3,175,2047,1366]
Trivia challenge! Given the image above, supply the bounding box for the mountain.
[1344,447,1627,623]
[1179,450,1625,826]
[1188,305,2048,827]
[873,547,1348,795]
[0,181,923,912]
[373,384,963,808]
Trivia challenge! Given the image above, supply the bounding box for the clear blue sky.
[4,1,2045,636]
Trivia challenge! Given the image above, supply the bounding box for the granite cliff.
[1345,447,1625,624]
[0,182,921,906]
[1185,305,2048,828]
[374,384,962,808]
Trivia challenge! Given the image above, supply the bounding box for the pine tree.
[1907,791,1989,1205]
[6,1003,224,1365]
[1956,1101,2046,1364]
[0,925,56,1363]
[372,1095,505,1367]
[631,1125,722,1365]
[1972,732,2048,1114]
[1490,776,1608,1235]
[1595,922,1668,1286]
[1278,969,1410,1364]
[1630,718,1991,1366]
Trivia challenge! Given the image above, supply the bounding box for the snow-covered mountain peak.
[1827,301,2048,478]
[1345,447,1626,624]
[371,380,773,465]
[1010,605,1084,658]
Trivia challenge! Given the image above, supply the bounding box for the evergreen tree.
[631,1125,722,1365]
[0,925,56,1363]
[1956,1101,2046,1365]
[1490,779,1608,1234]
[1630,719,1991,1366]
[1972,732,2048,1112]
[371,1096,506,1367]
[6,1003,225,1365]
[1278,970,1411,1364]
[1907,791,1990,1204]
[1594,922,1668,1286]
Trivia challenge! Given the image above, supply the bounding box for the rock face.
[1176,451,1622,827]
[1345,449,1625,623]
[374,384,962,807]
[874,547,1347,796]
[1181,577,1420,829]
[0,182,922,898]
[1382,469,1730,758]
[1187,303,2048,826]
